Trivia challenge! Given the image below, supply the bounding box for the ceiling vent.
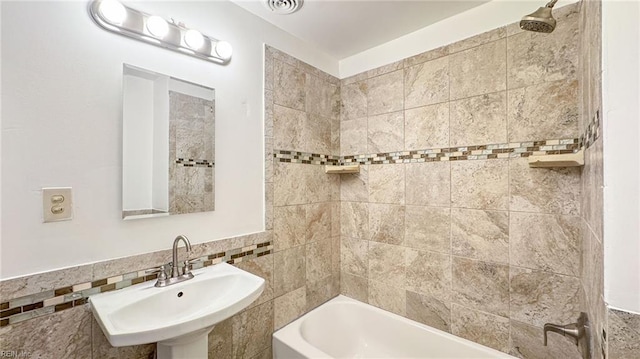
[264,0,304,14]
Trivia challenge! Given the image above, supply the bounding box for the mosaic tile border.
[273,151,340,165]
[274,138,580,165]
[581,110,601,149]
[0,241,272,327]
[175,158,214,168]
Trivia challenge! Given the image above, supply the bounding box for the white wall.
[602,0,640,313]
[122,75,154,211]
[0,0,337,278]
[339,0,578,78]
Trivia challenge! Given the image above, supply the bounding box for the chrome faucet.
[171,234,192,277]
[543,312,592,359]
[146,235,195,287]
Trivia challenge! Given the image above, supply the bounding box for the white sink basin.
[90,262,264,353]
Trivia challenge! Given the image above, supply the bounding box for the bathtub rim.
[273,295,517,359]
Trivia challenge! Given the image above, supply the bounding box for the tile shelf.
[324,164,360,174]
[528,149,584,168]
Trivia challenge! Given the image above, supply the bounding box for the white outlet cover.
[42,187,73,223]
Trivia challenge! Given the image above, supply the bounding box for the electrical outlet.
[42,187,73,222]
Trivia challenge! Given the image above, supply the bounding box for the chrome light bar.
[88,0,232,64]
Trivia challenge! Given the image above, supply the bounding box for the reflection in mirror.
[122,64,215,220]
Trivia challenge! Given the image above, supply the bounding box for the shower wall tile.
[367,111,404,153]
[368,280,406,316]
[510,213,582,276]
[507,5,579,89]
[362,60,404,80]
[368,164,405,204]
[340,118,367,155]
[274,105,328,154]
[507,79,579,142]
[340,237,369,277]
[273,246,306,296]
[404,102,450,150]
[449,92,507,147]
[340,272,368,302]
[305,113,332,154]
[403,45,449,68]
[368,203,405,245]
[304,165,333,204]
[305,202,332,243]
[510,267,582,327]
[451,208,509,264]
[448,27,507,54]
[449,39,507,100]
[305,73,339,119]
[274,205,306,252]
[340,165,368,202]
[405,290,451,332]
[305,239,332,282]
[340,202,369,240]
[306,274,339,311]
[274,60,305,111]
[452,257,510,317]
[451,304,510,352]
[404,206,451,254]
[274,287,306,330]
[405,249,451,300]
[273,161,308,206]
[405,161,451,207]
[368,242,406,285]
[451,160,509,210]
[340,82,367,121]
[236,255,274,308]
[510,158,581,215]
[509,319,582,359]
[366,70,404,116]
[403,56,449,109]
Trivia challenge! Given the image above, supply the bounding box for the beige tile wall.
[262,44,342,352]
[339,3,587,358]
[577,1,620,359]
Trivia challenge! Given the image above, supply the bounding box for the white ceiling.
[230,0,491,60]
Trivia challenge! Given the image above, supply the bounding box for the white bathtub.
[273,295,516,359]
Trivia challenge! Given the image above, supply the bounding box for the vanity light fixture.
[146,15,169,38]
[88,0,233,64]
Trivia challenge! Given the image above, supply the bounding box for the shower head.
[520,0,558,33]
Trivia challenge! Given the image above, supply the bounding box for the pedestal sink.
[89,263,265,359]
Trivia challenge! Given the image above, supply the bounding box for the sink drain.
[177,292,184,298]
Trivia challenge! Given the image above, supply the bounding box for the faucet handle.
[182,259,200,275]
[544,322,580,346]
[145,265,167,280]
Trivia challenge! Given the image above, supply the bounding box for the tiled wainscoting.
[0,232,279,358]
[0,240,273,328]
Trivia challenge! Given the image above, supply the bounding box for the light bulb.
[146,16,169,38]
[99,0,127,25]
[213,41,232,60]
[184,29,204,50]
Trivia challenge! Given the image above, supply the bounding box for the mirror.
[122,64,215,220]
